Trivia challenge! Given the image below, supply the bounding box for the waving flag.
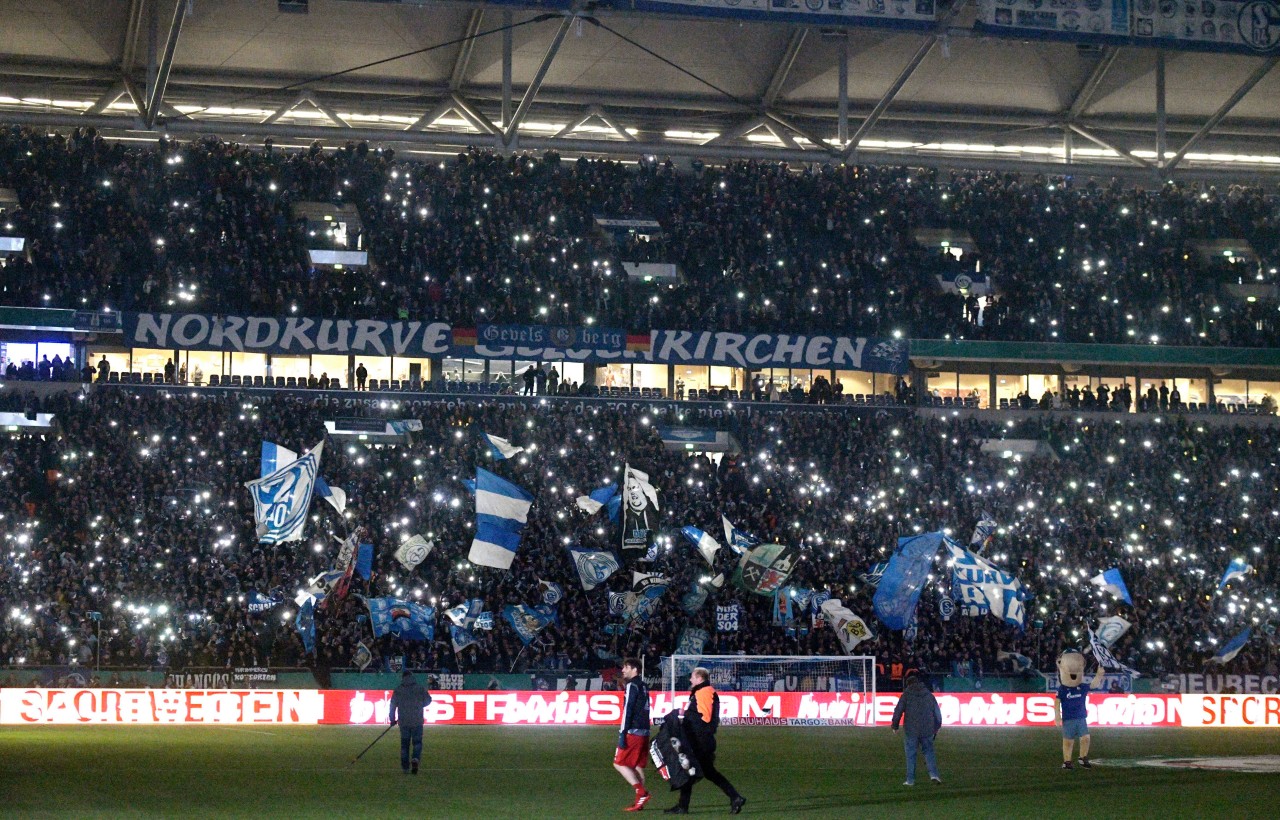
[680,582,711,615]
[482,432,524,461]
[354,543,374,581]
[607,592,628,617]
[947,539,1027,628]
[1210,627,1252,665]
[295,569,344,606]
[873,532,942,630]
[627,572,670,621]
[450,624,479,654]
[353,642,372,671]
[246,590,283,613]
[567,544,620,591]
[1089,628,1140,676]
[997,650,1034,672]
[576,483,621,522]
[1091,568,1133,605]
[681,526,721,566]
[474,612,495,631]
[504,604,555,644]
[468,468,535,570]
[444,598,485,628]
[772,590,794,626]
[970,513,997,553]
[858,561,889,588]
[246,442,323,543]
[366,597,436,641]
[721,515,758,556]
[538,579,564,605]
[734,543,797,596]
[621,466,660,557]
[296,598,316,654]
[1096,615,1132,648]
[820,599,874,653]
[261,441,344,513]
[394,535,433,571]
[1218,558,1253,590]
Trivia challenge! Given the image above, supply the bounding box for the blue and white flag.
[261,441,344,513]
[970,513,997,553]
[482,432,524,461]
[680,582,710,615]
[567,545,620,591]
[353,641,372,671]
[997,650,1034,672]
[675,627,709,657]
[715,604,740,632]
[576,483,621,521]
[468,467,535,570]
[450,624,479,654]
[296,598,316,654]
[246,590,283,613]
[354,543,374,581]
[1096,615,1132,648]
[366,597,435,641]
[947,539,1026,628]
[444,598,485,629]
[873,531,943,631]
[1091,568,1133,606]
[295,569,344,606]
[246,441,323,543]
[1218,558,1253,590]
[791,588,814,613]
[1088,627,1140,676]
[538,579,564,606]
[628,571,669,622]
[721,515,758,556]
[859,561,889,588]
[394,535,433,572]
[474,612,495,631]
[681,526,721,566]
[462,478,476,496]
[504,604,555,645]
[607,592,628,617]
[1211,627,1252,665]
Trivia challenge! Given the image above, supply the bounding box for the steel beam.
[762,27,807,109]
[121,75,147,118]
[1164,56,1280,173]
[85,81,127,116]
[308,93,351,129]
[1068,123,1155,171]
[845,36,935,159]
[764,110,834,153]
[1066,46,1117,122]
[120,0,149,75]
[450,9,485,91]
[144,0,187,128]
[837,32,849,146]
[596,108,637,142]
[503,15,573,146]
[406,99,456,132]
[709,116,767,145]
[552,107,595,139]
[501,10,513,128]
[451,92,499,135]
[1155,50,1166,166]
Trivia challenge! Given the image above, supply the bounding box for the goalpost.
[662,655,877,727]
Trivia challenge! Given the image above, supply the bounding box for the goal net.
[660,655,877,727]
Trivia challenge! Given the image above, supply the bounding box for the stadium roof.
[2,0,1280,178]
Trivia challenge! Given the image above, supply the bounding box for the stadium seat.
[208,374,219,387]
[107,372,119,383]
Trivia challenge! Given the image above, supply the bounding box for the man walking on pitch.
[1054,650,1106,769]
[664,667,745,815]
[389,670,432,774]
[891,672,943,786]
[614,658,651,812]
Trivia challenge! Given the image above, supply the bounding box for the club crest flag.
[946,539,1027,628]
[859,561,889,588]
[721,515,757,556]
[261,441,344,513]
[1091,568,1133,606]
[567,545,620,591]
[1088,627,1140,676]
[296,598,316,654]
[353,641,372,671]
[1211,627,1252,665]
[504,604,555,645]
[607,591,628,617]
[675,627,709,657]
[873,532,942,630]
[1218,558,1253,590]
[482,432,524,461]
[681,525,721,566]
[820,599,874,654]
[733,543,797,596]
[970,513,997,553]
[394,535,433,572]
[450,624,479,654]
[468,467,535,570]
[538,579,564,605]
[366,597,435,641]
[1096,615,1131,648]
[246,441,323,543]
[627,571,669,621]
[621,465,660,557]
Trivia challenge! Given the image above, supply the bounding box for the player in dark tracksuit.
[613,658,652,812]
[389,670,432,774]
[665,667,745,815]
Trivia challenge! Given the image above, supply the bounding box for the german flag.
[453,327,478,346]
[626,333,651,352]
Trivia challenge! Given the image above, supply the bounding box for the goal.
[661,655,877,726]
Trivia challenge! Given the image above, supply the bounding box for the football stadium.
[2,1,1280,816]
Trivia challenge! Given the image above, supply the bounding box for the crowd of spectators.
[3,127,1280,347]
[0,387,1275,685]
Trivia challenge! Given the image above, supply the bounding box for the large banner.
[978,0,1132,39]
[625,0,938,30]
[121,313,911,375]
[1132,0,1280,53]
[6,690,1277,727]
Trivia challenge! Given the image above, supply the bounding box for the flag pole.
[510,644,529,673]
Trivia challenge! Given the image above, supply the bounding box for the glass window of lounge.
[1248,380,1280,411]
[835,369,876,400]
[312,354,349,388]
[228,352,266,378]
[390,357,430,386]
[1215,378,1248,407]
[182,351,222,384]
[600,363,634,389]
[86,346,130,377]
[925,371,958,401]
[134,348,174,377]
[709,366,741,393]
[994,374,1027,408]
[957,373,990,407]
[558,362,586,391]
[270,355,311,380]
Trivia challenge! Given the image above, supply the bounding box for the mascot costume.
[1055,650,1106,769]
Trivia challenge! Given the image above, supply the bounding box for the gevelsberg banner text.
[121,313,910,375]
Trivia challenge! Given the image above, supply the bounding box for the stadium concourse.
[0,385,1275,688]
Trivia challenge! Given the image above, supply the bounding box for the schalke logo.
[805,0,825,11]
[1239,1,1280,52]
[1098,620,1127,645]
[953,273,974,290]
[402,541,429,566]
[252,454,317,541]
[549,326,574,348]
[576,552,615,585]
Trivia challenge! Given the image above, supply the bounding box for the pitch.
[4,725,1276,817]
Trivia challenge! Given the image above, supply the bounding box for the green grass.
[3,725,1277,818]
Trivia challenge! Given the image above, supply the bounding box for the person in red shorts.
[614,658,652,811]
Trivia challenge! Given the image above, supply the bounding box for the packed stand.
[3,127,1280,346]
[0,388,1275,683]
